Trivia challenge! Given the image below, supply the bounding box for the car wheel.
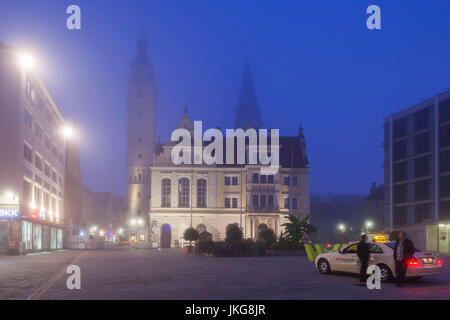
[377,264,393,282]
[318,259,331,274]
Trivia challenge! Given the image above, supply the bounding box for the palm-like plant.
[281,214,318,243]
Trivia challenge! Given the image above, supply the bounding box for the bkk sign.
[0,208,20,218]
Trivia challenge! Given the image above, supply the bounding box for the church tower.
[234,59,263,130]
[126,39,157,232]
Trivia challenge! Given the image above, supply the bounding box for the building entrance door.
[0,221,8,251]
[438,224,449,253]
[160,224,171,248]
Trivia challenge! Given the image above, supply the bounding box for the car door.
[368,243,384,266]
[334,243,359,273]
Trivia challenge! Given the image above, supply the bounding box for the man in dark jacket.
[393,231,415,287]
[356,235,370,283]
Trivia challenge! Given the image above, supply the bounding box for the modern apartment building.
[384,90,450,253]
[0,43,66,253]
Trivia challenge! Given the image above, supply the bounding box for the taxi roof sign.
[373,234,388,243]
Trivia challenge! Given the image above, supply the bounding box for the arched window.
[178,178,190,208]
[197,178,207,208]
[161,178,171,208]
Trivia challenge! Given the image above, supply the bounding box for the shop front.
[20,219,64,253]
[0,207,20,254]
[0,204,64,254]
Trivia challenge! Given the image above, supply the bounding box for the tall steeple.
[126,38,157,232]
[298,120,309,168]
[234,58,263,130]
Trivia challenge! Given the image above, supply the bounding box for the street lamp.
[365,221,373,233]
[18,53,35,70]
[338,224,346,232]
[4,191,15,200]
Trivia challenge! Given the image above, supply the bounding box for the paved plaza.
[0,248,449,300]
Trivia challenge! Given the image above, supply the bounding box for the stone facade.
[150,115,310,248]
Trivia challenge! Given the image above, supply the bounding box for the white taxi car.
[315,241,442,282]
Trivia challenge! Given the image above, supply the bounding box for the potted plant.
[183,227,199,254]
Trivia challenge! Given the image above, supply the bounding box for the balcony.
[247,184,277,193]
[246,206,279,213]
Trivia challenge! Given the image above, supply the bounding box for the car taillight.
[436,257,442,266]
[407,257,420,266]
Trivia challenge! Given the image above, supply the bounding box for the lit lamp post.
[18,52,35,70]
[365,221,373,234]
[90,226,98,235]
[128,218,144,245]
[337,224,345,243]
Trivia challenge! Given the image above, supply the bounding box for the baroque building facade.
[124,40,310,248]
[149,60,310,248]
[150,115,310,248]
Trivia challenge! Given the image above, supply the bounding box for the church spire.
[234,58,263,130]
[130,37,155,82]
[137,36,147,58]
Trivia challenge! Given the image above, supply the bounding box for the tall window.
[260,195,267,207]
[268,195,274,207]
[197,179,207,208]
[44,162,51,178]
[23,180,32,202]
[161,178,171,208]
[24,143,33,163]
[35,154,43,171]
[178,178,190,208]
[414,108,430,132]
[253,195,259,207]
[44,192,50,211]
[24,110,33,129]
[34,186,42,207]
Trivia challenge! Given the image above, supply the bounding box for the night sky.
[1,1,450,196]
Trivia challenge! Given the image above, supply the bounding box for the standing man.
[357,234,370,284]
[393,231,415,287]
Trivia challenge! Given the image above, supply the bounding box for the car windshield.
[384,242,421,252]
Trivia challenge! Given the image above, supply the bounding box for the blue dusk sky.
[1,1,450,196]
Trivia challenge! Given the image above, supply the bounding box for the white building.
[0,43,66,253]
[150,115,311,248]
[149,59,310,248]
[384,89,450,253]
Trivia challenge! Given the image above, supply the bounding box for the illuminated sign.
[0,209,20,218]
[373,234,388,243]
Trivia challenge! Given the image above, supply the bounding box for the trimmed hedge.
[269,240,305,251]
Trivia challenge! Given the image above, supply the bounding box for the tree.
[258,227,277,246]
[183,227,199,246]
[281,214,318,243]
[225,223,243,243]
